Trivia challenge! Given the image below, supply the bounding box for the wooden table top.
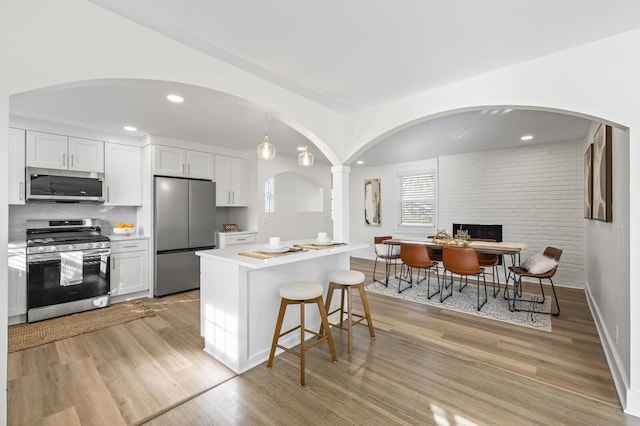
[383,238,527,255]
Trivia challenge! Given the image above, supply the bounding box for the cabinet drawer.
[223,233,256,246]
[111,239,149,253]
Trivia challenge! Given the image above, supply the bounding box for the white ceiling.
[11,1,640,165]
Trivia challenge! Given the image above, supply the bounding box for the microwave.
[26,167,105,203]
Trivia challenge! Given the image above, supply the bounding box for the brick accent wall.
[438,139,584,288]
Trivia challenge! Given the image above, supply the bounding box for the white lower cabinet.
[8,247,27,322]
[110,238,149,299]
[216,231,257,248]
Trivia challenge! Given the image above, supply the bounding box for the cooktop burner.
[26,218,110,246]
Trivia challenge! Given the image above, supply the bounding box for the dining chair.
[442,246,488,311]
[470,238,503,297]
[398,243,440,296]
[508,246,562,316]
[373,235,400,286]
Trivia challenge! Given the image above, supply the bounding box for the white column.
[331,165,351,243]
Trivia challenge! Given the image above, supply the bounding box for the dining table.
[381,237,528,307]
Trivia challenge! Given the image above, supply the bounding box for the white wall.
[585,124,631,405]
[438,139,584,288]
[350,158,438,257]
[255,155,333,243]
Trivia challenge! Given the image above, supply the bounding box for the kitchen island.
[196,240,368,374]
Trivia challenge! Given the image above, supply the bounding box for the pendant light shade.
[298,145,314,167]
[257,114,276,160]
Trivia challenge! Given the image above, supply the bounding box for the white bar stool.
[323,270,375,355]
[267,281,337,386]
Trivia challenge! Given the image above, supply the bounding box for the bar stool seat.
[323,270,375,355]
[267,281,337,386]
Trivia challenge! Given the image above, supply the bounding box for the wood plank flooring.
[7,258,639,425]
[6,291,235,426]
[145,258,639,425]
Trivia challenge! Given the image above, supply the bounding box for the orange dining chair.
[470,238,502,298]
[373,235,400,286]
[508,247,562,316]
[398,243,440,297]
[442,246,488,311]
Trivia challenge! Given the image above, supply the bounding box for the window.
[397,170,436,228]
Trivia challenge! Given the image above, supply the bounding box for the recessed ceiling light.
[356,160,364,165]
[123,126,137,132]
[297,146,306,151]
[167,94,184,103]
[520,135,534,141]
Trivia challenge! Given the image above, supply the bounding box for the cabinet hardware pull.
[228,191,231,204]
[187,164,191,175]
[70,155,74,167]
[19,182,23,200]
[232,191,235,204]
[112,258,116,269]
[122,245,138,248]
[107,187,110,202]
[182,163,185,174]
[62,153,66,167]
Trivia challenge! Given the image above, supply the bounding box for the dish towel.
[60,251,83,286]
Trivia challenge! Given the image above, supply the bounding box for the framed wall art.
[364,178,381,226]
[592,123,613,222]
[584,143,593,219]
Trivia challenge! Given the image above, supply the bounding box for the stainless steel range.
[26,219,111,322]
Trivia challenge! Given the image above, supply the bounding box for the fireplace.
[453,223,503,263]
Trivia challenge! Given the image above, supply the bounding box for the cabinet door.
[8,128,26,205]
[155,145,185,176]
[8,250,27,318]
[229,157,248,206]
[68,137,104,172]
[111,251,149,296]
[104,143,142,206]
[214,155,232,206]
[186,150,214,180]
[26,130,68,169]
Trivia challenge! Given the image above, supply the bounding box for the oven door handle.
[27,253,61,263]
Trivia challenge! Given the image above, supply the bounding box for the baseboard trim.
[584,282,631,413]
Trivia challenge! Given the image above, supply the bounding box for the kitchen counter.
[108,234,150,242]
[196,240,368,373]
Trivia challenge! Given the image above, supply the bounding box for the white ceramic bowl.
[113,227,135,236]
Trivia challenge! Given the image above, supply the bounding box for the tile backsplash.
[9,204,137,241]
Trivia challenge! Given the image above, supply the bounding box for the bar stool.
[267,281,337,386]
[323,270,375,355]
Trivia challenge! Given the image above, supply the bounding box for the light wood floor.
[6,290,235,426]
[7,258,640,425]
[145,258,639,425]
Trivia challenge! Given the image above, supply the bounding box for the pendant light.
[298,145,314,167]
[257,114,276,160]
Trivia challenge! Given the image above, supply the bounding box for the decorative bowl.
[113,227,135,236]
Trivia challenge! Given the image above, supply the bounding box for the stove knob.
[87,243,94,249]
[69,245,76,250]
[49,246,57,252]
[94,242,101,248]
[38,247,45,253]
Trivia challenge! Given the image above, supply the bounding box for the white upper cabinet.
[68,137,104,172]
[215,155,248,206]
[26,131,104,172]
[186,150,215,179]
[8,128,26,205]
[154,144,213,180]
[104,142,142,206]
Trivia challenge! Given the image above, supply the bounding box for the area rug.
[366,278,552,332]
[8,300,156,353]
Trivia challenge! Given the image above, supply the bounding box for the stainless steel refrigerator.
[154,176,216,296]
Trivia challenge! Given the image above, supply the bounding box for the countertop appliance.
[154,176,216,296]
[26,219,111,322]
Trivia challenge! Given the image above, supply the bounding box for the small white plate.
[314,240,333,246]
[263,246,289,253]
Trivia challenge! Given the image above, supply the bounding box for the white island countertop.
[196,239,368,269]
